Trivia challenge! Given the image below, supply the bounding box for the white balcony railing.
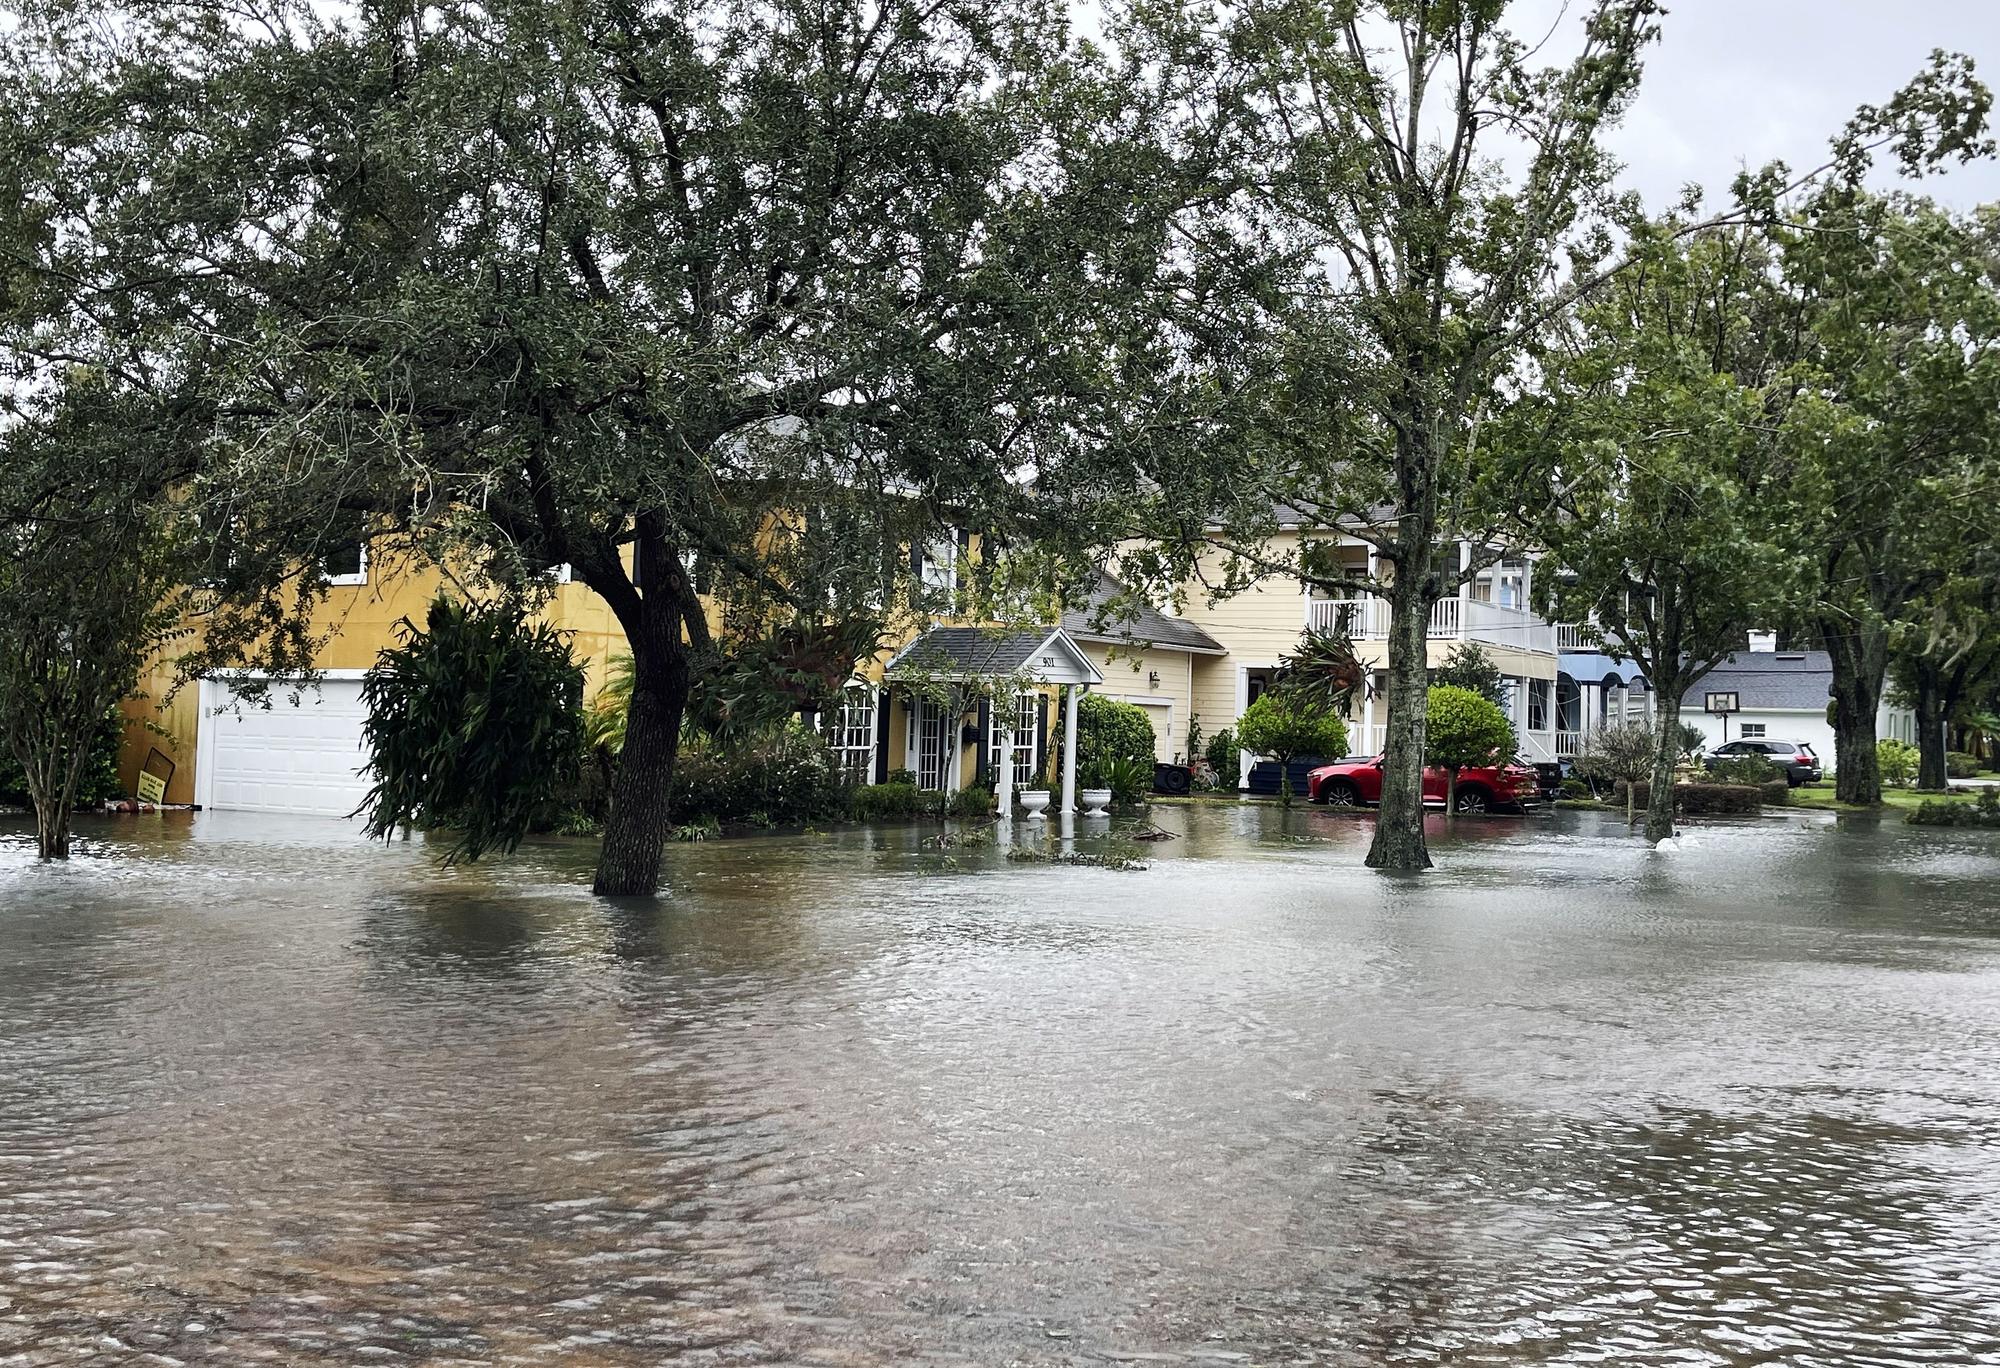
[1555,728,1584,759]
[1555,622,1603,652]
[1305,595,1556,655]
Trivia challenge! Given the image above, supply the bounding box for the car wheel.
[1322,780,1361,808]
[1454,786,1491,814]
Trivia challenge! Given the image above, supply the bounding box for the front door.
[914,700,951,792]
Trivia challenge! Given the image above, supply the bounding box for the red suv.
[1307,754,1540,813]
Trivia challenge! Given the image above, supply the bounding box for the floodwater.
[3,805,2000,1367]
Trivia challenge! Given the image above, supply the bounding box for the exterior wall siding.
[1078,641,1199,763]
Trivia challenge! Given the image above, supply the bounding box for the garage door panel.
[199,678,372,818]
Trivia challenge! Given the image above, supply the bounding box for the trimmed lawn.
[1787,782,1985,813]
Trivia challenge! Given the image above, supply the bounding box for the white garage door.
[195,676,372,817]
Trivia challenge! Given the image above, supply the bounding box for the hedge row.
[1616,780,1766,815]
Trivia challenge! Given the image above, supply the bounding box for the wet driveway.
[3,805,2000,1365]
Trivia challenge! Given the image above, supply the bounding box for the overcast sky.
[1514,0,2000,210]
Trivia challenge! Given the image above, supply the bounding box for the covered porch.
[1552,656,1652,760]
[882,626,1104,812]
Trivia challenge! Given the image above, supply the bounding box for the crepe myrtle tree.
[1571,722,1655,824]
[0,388,201,859]
[9,0,1206,894]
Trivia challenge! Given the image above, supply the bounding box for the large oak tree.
[8,0,1202,893]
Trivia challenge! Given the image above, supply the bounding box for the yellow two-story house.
[119,512,1637,812]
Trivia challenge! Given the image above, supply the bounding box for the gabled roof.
[886,626,1103,685]
[1680,651,1834,711]
[1059,572,1225,656]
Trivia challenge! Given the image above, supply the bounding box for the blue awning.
[1557,652,1646,688]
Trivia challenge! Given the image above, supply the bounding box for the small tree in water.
[1423,686,1516,814]
[1572,723,1659,825]
[1236,692,1348,807]
[0,389,198,861]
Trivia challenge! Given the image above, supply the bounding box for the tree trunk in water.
[1826,621,1888,806]
[35,795,72,861]
[1366,567,1434,871]
[1914,670,1949,792]
[1644,692,1682,843]
[594,653,689,896]
[1444,767,1458,815]
[13,736,81,862]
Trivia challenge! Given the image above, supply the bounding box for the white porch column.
[1060,684,1080,813]
[1235,667,1253,789]
[946,696,964,794]
[996,705,1015,818]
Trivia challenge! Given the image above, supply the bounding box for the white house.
[1680,649,1919,767]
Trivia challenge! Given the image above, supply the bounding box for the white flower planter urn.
[1018,789,1052,818]
[1080,788,1113,815]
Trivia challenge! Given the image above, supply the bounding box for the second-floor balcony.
[1306,595,1556,656]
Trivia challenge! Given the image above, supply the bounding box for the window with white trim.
[920,530,958,594]
[1526,677,1551,731]
[1739,722,1766,738]
[323,527,369,586]
[987,691,1039,788]
[826,687,877,784]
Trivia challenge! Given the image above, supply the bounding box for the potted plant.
[1078,760,1113,815]
[1017,788,1051,817]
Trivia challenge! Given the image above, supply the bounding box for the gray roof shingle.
[1680,651,1834,711]
[886,627,1051,676]
[1059,573,1224,655]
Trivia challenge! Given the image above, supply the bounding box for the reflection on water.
[4,805,2000,1364]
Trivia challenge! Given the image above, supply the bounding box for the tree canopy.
[4,0,1206,892]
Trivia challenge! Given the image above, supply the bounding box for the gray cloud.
[1517,0,2000,210]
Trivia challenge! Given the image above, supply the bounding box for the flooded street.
[3,805,2000,1366]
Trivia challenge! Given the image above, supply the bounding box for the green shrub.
[359,596,585,862]
[1877,738,1919,787]
[1946,750,1981,779]
[1677,783,1761,816]
[1559,778,1589,799]
[1908,789,2000,827]
[1760,779,1790,806]
[1709,754,1780,786]
[1616,780,1761,816]
[1236,691,1348,805]
[1050,693,1156,781]
[946,785,995,820]
[1203,726,1237,779]
[0,710,125,809]
[670,720,847,827]
[1104,755,1153,805]
[852,781,951,821]
[886,767,917,786]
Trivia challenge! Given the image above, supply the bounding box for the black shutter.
[975,697,991,784]
[910,537,924,584]
[1036,693,1050,783]
[873,686,891,783]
